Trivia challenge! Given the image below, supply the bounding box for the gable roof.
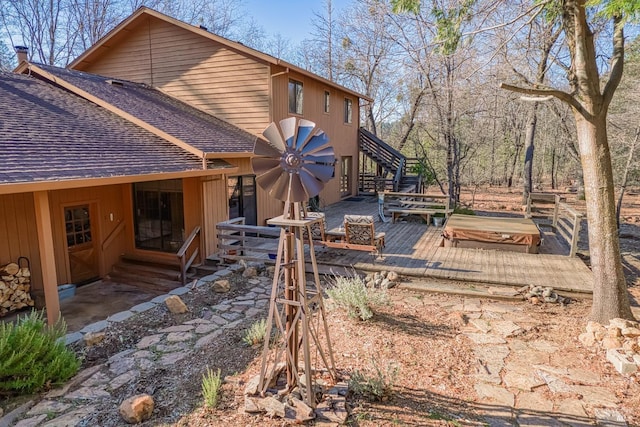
[26,63,258,158]
[69,7,371,102]
[0,71,235,193]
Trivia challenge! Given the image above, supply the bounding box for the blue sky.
[243,0,351,44]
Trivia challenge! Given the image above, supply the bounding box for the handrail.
[101,221,125,252]
[177,225,201,286]
[359,127,405,160]
[393,158,405,192]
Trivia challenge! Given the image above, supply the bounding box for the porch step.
[105,254,195,292]
[113,260,183,281]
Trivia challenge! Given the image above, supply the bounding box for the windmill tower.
[252,117,337,408]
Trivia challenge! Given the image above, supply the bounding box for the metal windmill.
[252,117,337,408]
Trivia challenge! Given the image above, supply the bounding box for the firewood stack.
[0,262,35,316]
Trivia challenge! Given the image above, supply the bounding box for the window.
[344,98,353,124]
[65,205,91,247]
[288,79,303,115]
[323,90,330,113]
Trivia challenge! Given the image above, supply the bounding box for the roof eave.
[0,166,238,196]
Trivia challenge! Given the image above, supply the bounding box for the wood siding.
[270,66,360,206]
[0,193,42,293]
[202,177,227,256]
[76,15,270,135]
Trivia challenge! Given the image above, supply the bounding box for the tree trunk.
[522,103,538,203]
[575,114,633,322]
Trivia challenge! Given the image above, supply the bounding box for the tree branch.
[603,14,625,109]
[499,82,588,118]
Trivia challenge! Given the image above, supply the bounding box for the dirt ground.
[3,186,640,426]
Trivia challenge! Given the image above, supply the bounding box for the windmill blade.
[253,138,283,158]
[300,131,329,155]
[308,146,334,157]
[301,163,334,183]
[288,174,309,202]
[252,157,281,176]
[256,165,286,190]
[295,119,316,148]
[280,117,297,148]
[299,169,324,198]
[262,123,286,152]
[304,153,335,165]
[270,172,293,202]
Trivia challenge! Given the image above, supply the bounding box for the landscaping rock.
[289,397,315,422]
[119,394,154,424]
[387,271,399,282]
[243,267,258,278]
[164,295,188,314]
[606,349,638,375]
[212,279,231,293]
[261,396,285,418]
[83,331,106,346]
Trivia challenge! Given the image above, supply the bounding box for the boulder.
[119,394,154,424]
[601,336,623,350]
[387,271,399,282]
[164,295,188,314]
[622,327,640,338]
[212,279,231,293]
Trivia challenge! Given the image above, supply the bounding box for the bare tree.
[501,0,637,322]
[0,0,73,65]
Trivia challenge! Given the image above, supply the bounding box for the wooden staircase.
[359,128,420,194]
[106,254,193,293]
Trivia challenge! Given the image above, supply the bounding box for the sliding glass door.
[133,179,185,252]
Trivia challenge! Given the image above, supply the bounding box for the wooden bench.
[380,192,453,224]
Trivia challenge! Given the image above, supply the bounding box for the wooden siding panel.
[81,16,271,136]
[202,177,227,256]
[270,68,360,206]
[0,194,42,293]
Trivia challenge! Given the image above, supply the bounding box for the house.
[68,7,372,221]
[0,66,263,323]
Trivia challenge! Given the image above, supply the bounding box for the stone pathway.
[1,270,632,426]
[2,266,272,427]
[443,298,628,426]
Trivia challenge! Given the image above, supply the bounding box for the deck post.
[33,191,60,325]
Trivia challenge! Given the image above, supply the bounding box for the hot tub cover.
[443,214,541,247]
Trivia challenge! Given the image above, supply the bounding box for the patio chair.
[302,211,327,242]
[343,214,386,253]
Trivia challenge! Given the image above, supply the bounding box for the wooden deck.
[313,197,593,294]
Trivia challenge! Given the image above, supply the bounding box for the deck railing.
[177,226,200,285]
[216,218,279,262]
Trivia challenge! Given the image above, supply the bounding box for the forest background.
[1,0,638,201]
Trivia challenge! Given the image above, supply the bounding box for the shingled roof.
[0,72,234,186]
[31,64,257,156]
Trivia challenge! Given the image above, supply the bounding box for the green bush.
[326,275,388,321]
[242,319,267,346]
[453,206,475,215]
[202,367,223,408]
[349,358,398,401]
[0,311,80,395]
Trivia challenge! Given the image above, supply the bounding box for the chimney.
[14,46,28,63]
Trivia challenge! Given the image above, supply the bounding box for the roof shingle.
[36,64,257,155]
[0,72,232,185]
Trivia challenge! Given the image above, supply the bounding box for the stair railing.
[393,157,405,192]
[359,128,404,175]
[177,226,201,286]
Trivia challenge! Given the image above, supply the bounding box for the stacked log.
[0,262,35,317]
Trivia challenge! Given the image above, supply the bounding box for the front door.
[65,204,99,284]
